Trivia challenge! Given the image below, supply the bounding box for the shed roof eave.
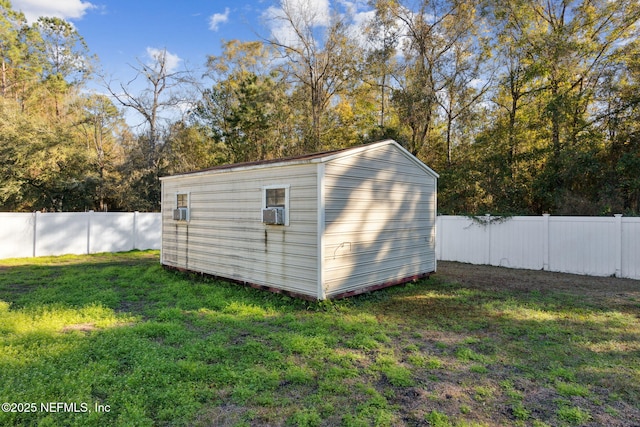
[159,157,317,181]
[314,139,439,179]
[159,139,439,181]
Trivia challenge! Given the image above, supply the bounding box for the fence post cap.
[614,214,623,217]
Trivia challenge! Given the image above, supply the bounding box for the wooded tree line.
[1,0,639,215]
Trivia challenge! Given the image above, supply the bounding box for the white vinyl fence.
[436,215,640,280]
[0,211,161,260]
[1,212,639,281]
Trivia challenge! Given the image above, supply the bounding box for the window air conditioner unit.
[173,207,189,221]
[262,208,284,225]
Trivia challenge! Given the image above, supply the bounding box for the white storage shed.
[160,139,438,300]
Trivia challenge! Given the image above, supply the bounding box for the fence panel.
[0,212,161,260]
[437,214,640,280]
[488,217,545,270]
[622,218,640,279]
[436,216,488,265]
[89,213,135,254]
[548,217,617,277]
[36,212,89,257]
[135,213,162,250]
[0,213,35,259]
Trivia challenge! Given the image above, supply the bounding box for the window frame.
[175,192,190,222]
[262,185,290,226]
[176,193,189,208]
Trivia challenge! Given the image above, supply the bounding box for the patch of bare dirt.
[415,261,640,427]
[61,323,97,333]
[436,261,640,310]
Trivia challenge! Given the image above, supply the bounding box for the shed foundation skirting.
[162,265,434,301]
[327,272,434,299]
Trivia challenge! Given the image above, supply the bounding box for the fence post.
[485,214,492,265]
[87,211,94,255]
[435,215,440,261]
[33,211,38,258]
[614,214,623,277]
[542,214,550,271]
[133,211,139,250]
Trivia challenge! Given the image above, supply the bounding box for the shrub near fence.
[0,211,161,259]
[436,214,640,280]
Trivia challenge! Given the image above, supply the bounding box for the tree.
[199,40,294,162]
[435,1,491,166]
[164,121,227,174]
[0,0,25,98]
[387,0,486,160]
[599,38,640,214]
[106,48,194,210]
[365,0,402,132]
[33,16,95,116]
[0,95,98,211]
[224,73,291,161]
[491,0,640,213]
[107,48,190,165]
[72,94,126,211]
[267,0,361,151]
[0,1,46,112]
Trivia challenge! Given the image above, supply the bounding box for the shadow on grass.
[1,253,639,426]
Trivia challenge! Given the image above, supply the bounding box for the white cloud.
[293,0,330,26]
[209,7,230,32]
[264,0,331,46]
[350,9,375,46]
[146,47,182,73]
[11,0,95,23]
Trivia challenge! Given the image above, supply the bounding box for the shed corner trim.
[316,162,326,300]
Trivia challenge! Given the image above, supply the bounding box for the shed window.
[174,193,190,221]
[177,193,188,208]
[262,185,290,226]
[266,188,286,208]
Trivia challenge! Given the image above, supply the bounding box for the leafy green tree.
[485,0,640,214]
[0,4,102,211]
[199,40,295,162]
[0,1,46,112]
[224,73,290,161]
[164,121,227,174]
[33,16,95,116]
[267,0,362,151]
[0,0,25,98]
[364,0,402,132]
[0,96,96,211]
[599,39,640,214]
[72,94,127,211]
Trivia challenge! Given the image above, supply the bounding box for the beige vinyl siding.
[161,163,318,298]
[322,144,436,297]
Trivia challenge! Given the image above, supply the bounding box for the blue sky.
[10,0,374,84]
[11,0,271,82]
[9,0,374,127]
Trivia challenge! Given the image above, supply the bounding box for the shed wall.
[322,144,437,297]
[161,164,318,298]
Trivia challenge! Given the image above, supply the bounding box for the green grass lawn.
[1,251,639,426]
